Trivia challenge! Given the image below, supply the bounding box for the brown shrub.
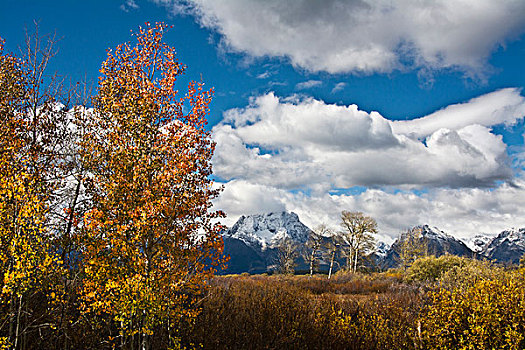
[182,274,422,349]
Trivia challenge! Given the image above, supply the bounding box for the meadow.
[180,256,525,350]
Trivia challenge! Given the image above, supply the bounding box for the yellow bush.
[405,255,468,283]
[421,268,525,349]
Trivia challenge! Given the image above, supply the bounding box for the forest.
[1,23,524,350]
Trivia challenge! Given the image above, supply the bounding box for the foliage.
[421,268,525,350]
[184,274,421,350]
[1,22,226,349]
[438,258,502,290]
[396,227,427,270]
[79,23,225,348]
[404,254,469,283]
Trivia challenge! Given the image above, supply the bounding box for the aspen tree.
[79,23,225,349]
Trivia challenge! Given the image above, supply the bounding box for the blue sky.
[2,0,525,242]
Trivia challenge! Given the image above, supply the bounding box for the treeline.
[274,211,430,276]
[273,211,379,276]
[0,23,225,349]
[185,256,525,349]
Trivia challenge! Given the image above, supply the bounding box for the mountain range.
[221,212,525,274]
[380,225,481,269]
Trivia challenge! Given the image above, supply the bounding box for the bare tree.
[302,225,329,277]
[322,235,341,279]
[276,238,299,274]
[339,211,377,273]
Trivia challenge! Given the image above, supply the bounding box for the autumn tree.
[79,23,225,349]
[0,36,65,349]
[339,211,377,273]
[396,227,427,271]
[20,26,93,349]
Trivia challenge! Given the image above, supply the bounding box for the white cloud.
[155,0,525,74]
[213,180,287,222]
[256,71,271,79]
[295,80,322,90]
[120,0,139,12]
[214,178,525,241]
[392,88,525,138]
[331,82,346,94]
[212,90,524,190]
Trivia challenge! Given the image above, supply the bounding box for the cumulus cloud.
[214,178,525,241]
[154,0,525,74]
[212,89,524,190]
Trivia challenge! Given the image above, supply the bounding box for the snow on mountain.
[463,234,494,253]
[482,228,525,264]
[382,224,476,268]
[223,212,311,250]
[416,225,476,257]
[375,242,390,258]
[418,225,452,241]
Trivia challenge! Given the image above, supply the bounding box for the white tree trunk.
[328,250,335,279]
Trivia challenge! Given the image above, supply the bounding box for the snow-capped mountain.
[221,212,312,274]
[482,228,525,264]
[220,212,525,274]
[382,225,477,268]
[375,242,390,259]
[415,225,475,256]
[463,234,494,253]
[223,212,311,250]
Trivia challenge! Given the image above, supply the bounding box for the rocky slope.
[464,234,494,253]
[482,228,525,264]
[382,225,477,268]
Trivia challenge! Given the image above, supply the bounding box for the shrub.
[183,274,422,349]
[421,268,525,349]
[405,255,468,283]
[438,258,501,290]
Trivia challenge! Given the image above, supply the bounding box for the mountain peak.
[483,228,525,264]
[224,211,311,250]
[414,224,453,240]
[381,224,475,268]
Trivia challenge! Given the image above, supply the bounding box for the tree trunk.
[14,294,22,350]
[353,248,359,273]
[309,249,315,276]
[328,250,335,279]
[9,293,14,346]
